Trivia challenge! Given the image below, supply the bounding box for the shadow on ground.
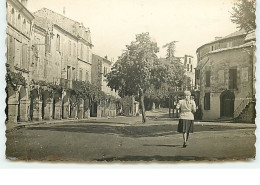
[94,155,246,162]
[26,123,252,138]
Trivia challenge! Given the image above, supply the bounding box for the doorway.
[220,90,235,117]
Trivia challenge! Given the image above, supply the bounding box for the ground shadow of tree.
[26,124,250,138]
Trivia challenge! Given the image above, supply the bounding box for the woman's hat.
[184,91,191,96]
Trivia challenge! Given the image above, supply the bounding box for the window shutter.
[229,69,237,89]
[204,93,210,110]
[205,71,211,87]
[22,44,28,70]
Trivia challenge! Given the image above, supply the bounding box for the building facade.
[91,54,118,117]
[6,0,34,122]
[181,55,196,87]
[6,3,98,123]
[196,30,256,122]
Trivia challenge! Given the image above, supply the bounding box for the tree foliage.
[6,69,27,91]
[231,0,256,32]
[163,41,178,59]
[107,33,160,96]
[106,33,160,122]
[107,33,188,122]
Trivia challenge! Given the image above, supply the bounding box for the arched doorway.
[220,90,235,118]
[90,101,98,117]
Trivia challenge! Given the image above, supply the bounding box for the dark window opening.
[229,68,237,89]
[204,93,210,110]
[205,71,211,87]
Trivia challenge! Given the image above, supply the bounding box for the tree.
[163,41,178,59]
[162,41,186,89]
[231,0,256,32]
[106,33,160,123]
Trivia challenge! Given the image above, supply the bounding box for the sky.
[27,0,238,63]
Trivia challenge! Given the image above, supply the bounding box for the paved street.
[6,109,256,163]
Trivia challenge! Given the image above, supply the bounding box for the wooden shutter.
[205,71,211,87]
[22,44,28,70]
[14,39,21,68]
[204,93,210,110]
[229,69,237,89]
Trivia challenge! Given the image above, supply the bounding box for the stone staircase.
[234,93,256,123]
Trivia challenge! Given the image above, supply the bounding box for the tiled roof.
[92,54,112,65]
[33,8,92,44]
[196,29,247,52]
[34,16,49,31]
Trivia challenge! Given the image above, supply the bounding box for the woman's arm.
[176,101,181,110]
[191,100,196,113]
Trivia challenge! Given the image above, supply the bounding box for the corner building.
[196,30,256,122]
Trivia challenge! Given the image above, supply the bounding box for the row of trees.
[106,33,186,123]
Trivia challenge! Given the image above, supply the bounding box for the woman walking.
[176,91,197,148]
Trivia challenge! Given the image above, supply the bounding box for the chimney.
[215,37,222,40]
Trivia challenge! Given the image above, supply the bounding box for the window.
[227,42,233,48]
[85,71,89,82]
[11,8,15,25]
[73,43,76,57]
[67,66,71,80]
[68,41,71,56]
[79,69,83,81]
[80,43,83,59]
[14,39,21,67]
[195,69,200,80]
[211,45,214,51]
[7,35,15,63]
[229,69,237,89]
[56,34,60,52]
[22,19,26,32]
[204,93,210,110]
[190,65,193,72]
[17,14,21,29]
[189,58,191,64]
[205,71,211,87]
[72,67,76,80]
[187,64,189,71]
[45,34,51,54]
[22,44,28,70]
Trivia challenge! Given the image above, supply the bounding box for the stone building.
[6,3,96,123]
[196,30,256,122]
[91,54,118,117]
[32,8,93,120]
[181,55,196,87]
[6,0,34,122]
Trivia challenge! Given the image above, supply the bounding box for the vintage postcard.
[4,0,256,163]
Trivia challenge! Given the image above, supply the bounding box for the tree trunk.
[168,95,171,117]
[140,89,146,123]
[131,95,135,116]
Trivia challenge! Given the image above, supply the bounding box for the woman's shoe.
[183,143,187,148]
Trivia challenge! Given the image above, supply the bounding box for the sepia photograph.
[4,0,256,163]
